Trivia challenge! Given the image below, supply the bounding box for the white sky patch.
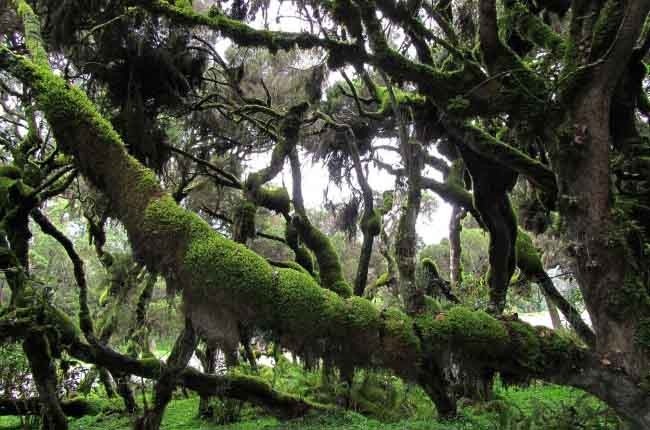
[245,148,452,245]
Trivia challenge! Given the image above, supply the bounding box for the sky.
[210,1,453,246]
[245,147,453,245]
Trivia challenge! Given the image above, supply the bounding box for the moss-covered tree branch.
[444,121,558,197]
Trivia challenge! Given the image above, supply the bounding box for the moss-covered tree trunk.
[448,206,465,290]
[23,333,69,430]
[1,167,68,430]
[135,318,198,430]
[548,3,650,424]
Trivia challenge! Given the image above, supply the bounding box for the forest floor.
[0,379,625,430]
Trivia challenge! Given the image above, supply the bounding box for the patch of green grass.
[0,416,22,430]
[0,374,624,430]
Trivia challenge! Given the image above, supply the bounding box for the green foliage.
[634,317,650,352]
[420,258,440,278]
[447,96,471,113]
[0,342,32,398]
[374,272,390,288]
[380,191,394,215]
[4,373,620,430]
[505,2,566,53]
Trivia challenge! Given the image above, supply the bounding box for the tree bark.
[553,1,650,382]
[22,333,68,430]
[0,397,97,417]
[544,292,562,330]
[448,205,466,290]
[98,367,117,398]
[197,343,216,417]
[135,318,198,430]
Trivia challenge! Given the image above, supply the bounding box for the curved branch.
[30,208,96,343]
[444,121,558,197]
[166,144,241,189]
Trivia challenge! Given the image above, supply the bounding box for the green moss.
[420,258,440,279]
[294,245,315,274]
[144,0,329,55]
[98,288,110,307]
[376,85,426,114]
[381,190,394,215]
[175,0,192,10]
[343,296,382,331]
[0,165,22,179]
[506,321,541,367]
[375,272,390,288]
[285,221,315,274]
[14,0,49,66]
[233,199,257,242]
[381,308,420,353]
[416,307,509,356]
[515,229,544,275]
[293,215,352,297]
[508,2,565,53]
[257,186,291,214]
[268,259,311,276]
[245,174,290,214]
[635,318,650,352]
[46,304,82,345]
[125,155,159,195]
[30,66,124,153]
[140,357,164,375]
[361,209,381,236]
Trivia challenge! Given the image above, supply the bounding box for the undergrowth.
[0,359,625,430]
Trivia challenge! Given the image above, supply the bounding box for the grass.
[0,383,624,430]
[0,360,625,430]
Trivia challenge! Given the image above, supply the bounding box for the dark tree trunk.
[418,358,457,419]
[135,318,197,430]
[449,206,466,290]
[544,293,562,330]
[98,367,117,398]
[0,397,96,417]
[23,334,68,430]
[354,232,375,296]
[116,375,138,414]
[198,344,216,417]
